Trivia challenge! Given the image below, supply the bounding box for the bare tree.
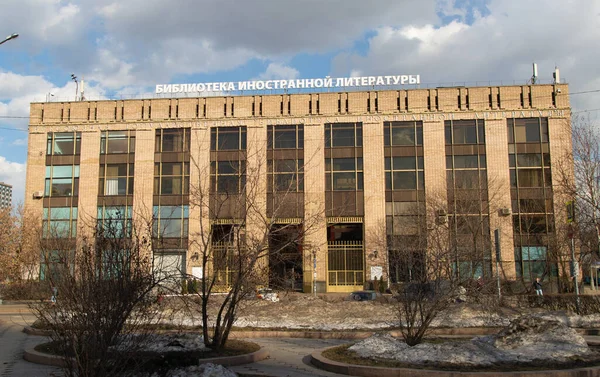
[186,128,321,351]
[30,212,169,377]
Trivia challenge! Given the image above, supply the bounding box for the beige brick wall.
[303,123,327,293]
[187,125,210,273]
[76,131,100,240]
[499,87,522,110]
[132,128,155,246]
[531,85,554,109]
[245,122,268,283]
[467,87,489,111]
[24,131,46,218]
[407,89,428,112]
[262,95,280,117]
[290,94,310,116]
[318,93,337,115]
[233,96,254,118]
[485,119,516,278]
[549,115,574,277]
[348,92,368,114]
[377,91,397,112]
[362,122,387,280]
[437,88,459,112]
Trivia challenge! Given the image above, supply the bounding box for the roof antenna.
[531,63,538,85]
[553,66,560,84]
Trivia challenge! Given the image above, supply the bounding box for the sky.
[0,0,599,205]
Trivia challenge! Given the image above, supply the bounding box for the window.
[325,123,362,148]
[385,156,424,190]
[40,250,74,281]
[268,125,303,149]
[154,162,189,195]
[43,207,77,238]
[211,127,246,151]
[516,246,547,280]
[445,120,485,145]
[97,206,132,238]
[45,165,80,197]
[384,121,423,146]
[47,132,81,155]
[153,205,189,238]
[508,118,549,143]
[155,129,190,152]
[325,158,363,191]
[101,131,135,154]
[268,159,304,192]
[99,163,134,196]
[211,160,246,194]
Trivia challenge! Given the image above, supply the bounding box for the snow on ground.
[349,316,594,367]
[163,293,600,331]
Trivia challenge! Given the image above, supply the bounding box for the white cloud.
[332,0,600,112]
[255,63,299,81]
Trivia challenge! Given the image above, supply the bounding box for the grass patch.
[323,344,600,372]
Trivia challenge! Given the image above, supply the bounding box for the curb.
[23,345,269,368]
[310,346,600,377]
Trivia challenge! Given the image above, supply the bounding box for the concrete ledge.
[23,326,600,339]
[311,346,600,377]
[23,345,268,368]
[23,347,70,368]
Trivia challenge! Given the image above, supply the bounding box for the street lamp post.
[0,33,18,46]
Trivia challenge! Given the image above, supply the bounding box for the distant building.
[0,182,12,209]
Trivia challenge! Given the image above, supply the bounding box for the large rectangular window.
[101,130,135,154]
[211,160,246,194]
[268,159,304,192]
[97,205,132,238]
[154,162,189,195]
[384,121,423,146]
[445,120,485,145]
[211,127,247,151]
[47,132,81,155]
[45,165,80,197]
[42,207,77,238]
[385,156,424,190]
[99,163,134,196]
[155,129,190,152]
[268,125,303,149]
[153,205,189,238]
[325,123,362,148]
[325,158,363,191]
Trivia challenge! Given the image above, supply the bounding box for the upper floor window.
[267,125,303,149]
[325,157,363,191]
[211,160,246,194]
[155,129,190,153]
[99,164,134,196]
[45,165,79,197]
[385,156,424,190]
[101,131,135,154]
[211,127,247,151]
[445,120,485,145]
[47,132,81,155]
[325,123,362,148]
[154,162,189,195]
[508,118,549,143]
[384,121,423,146]
[268,159,304,192]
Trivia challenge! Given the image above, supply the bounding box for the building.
[0,182,12,209]
[25,82,572,292]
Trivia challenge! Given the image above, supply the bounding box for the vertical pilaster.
[132,128,155,255]
[245,122,268,283]
[303,123,327,293]
[77,131,100,240]
[188,125,211,275]
[362,122,387,281]
[485,119,516,279]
